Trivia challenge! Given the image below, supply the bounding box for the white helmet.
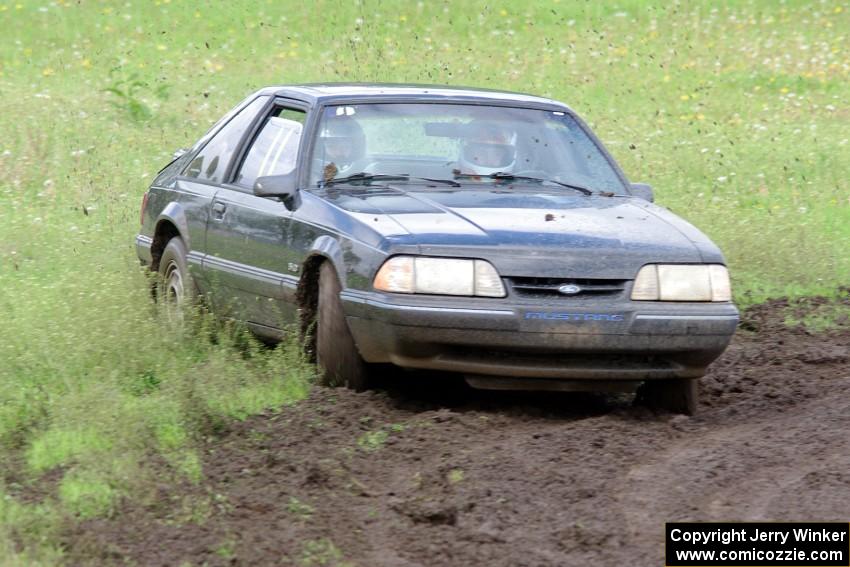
[316,115,366,170]
[458,122,517,175]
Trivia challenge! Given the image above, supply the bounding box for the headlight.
[373,256,506,297]
[631,264,731,302]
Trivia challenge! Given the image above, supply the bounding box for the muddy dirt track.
[67,298,849,566]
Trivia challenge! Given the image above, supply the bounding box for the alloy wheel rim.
[164,260,184,305]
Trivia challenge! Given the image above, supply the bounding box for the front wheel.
[315,262,372,391]
[635,378,698,415]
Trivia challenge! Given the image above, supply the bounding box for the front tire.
[635,378,698,415]
[316,262,371,391]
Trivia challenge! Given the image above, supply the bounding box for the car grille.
[507,277,629,300]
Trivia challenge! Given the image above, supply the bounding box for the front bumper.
[341,290,738,384]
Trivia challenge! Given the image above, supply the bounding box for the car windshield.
[308,103,627,193]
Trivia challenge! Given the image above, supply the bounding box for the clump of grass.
[0,485,63,565]
[782,291,850,332]
[58,469,119,519]
[26,428,112,474]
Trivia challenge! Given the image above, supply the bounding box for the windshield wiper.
[323,172,411,187]
[323,172,463,189]
[452,172,594,196]
[412,177,462,187]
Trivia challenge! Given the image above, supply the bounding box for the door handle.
[212,202,227,220]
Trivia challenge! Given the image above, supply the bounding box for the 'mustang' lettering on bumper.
[524,312,625,321]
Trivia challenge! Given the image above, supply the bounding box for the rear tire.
[156,237,197,320]
[316,262,371,391]
[635,378,698,415]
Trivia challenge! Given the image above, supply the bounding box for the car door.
[173,95,270,294]
[203,101,308,331]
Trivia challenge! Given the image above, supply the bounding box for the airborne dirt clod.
[64,299,849,566]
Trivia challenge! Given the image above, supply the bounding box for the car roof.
[255,83,573,111]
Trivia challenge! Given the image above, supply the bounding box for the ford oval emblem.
[558,284,582,295]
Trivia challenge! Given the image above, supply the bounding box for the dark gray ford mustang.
[136,84,738,413]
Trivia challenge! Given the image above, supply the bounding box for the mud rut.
[65,299,850,566]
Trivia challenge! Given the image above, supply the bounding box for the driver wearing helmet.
[457,122,518,176]
[314,112,366,182]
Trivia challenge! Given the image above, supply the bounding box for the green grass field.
[0,0,847,563]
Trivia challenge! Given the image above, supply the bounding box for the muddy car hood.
[321,186,724,279]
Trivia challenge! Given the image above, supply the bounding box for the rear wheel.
[316,262,372,391]
[635,378,698,415]
[156,237,197,321]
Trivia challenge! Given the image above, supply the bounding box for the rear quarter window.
[183,96,269,183]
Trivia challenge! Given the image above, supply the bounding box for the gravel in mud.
[65,298,850,566]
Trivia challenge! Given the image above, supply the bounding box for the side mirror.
[254,173,299,209]
[172,148,189,160]
[630,182,654,202]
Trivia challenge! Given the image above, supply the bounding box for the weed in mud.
[411,471,424,490]
[448,468,466,485]
[356,430,389,451]
[247,429,271,445]
[214,537,237,560]
[357,422,407,451]
[299,538,353,567]
[287,497,315,520]
[166,494,214,527]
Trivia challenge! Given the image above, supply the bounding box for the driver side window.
[235,107,306,189]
